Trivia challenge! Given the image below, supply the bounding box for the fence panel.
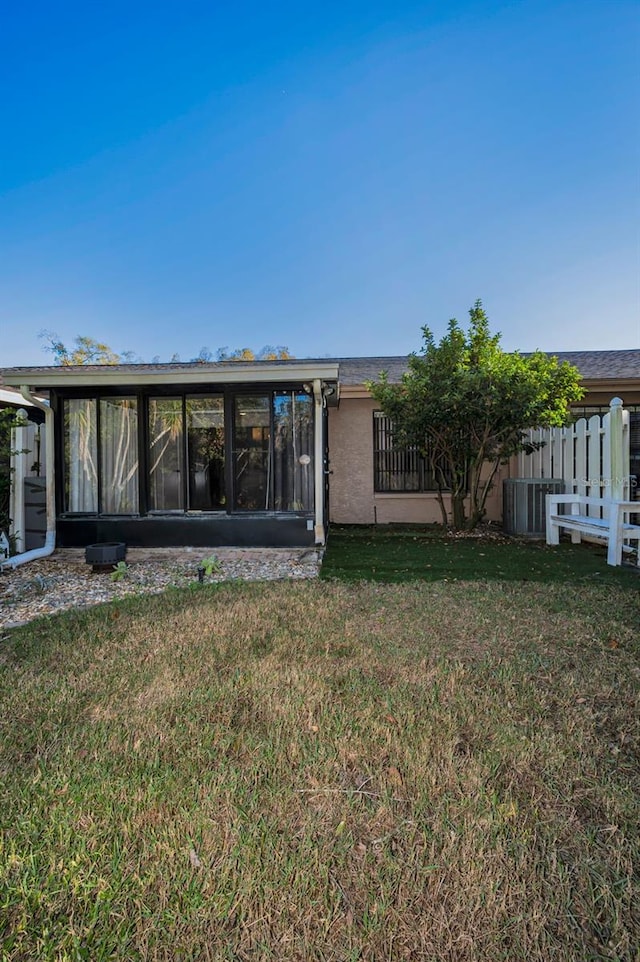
[515,398,634,543]
[9,419,45,552]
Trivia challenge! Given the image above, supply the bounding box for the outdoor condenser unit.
[503,478,566,538]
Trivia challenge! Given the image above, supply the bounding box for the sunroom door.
[233,395,271,510]
[187,397,226,510]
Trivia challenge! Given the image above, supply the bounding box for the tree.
[40,332,293,365]
[368,301,584,530]
[212,346,293,362]
[39,331,137,365]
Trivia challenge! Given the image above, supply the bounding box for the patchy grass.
[0,577,638,961]
[321,524,640,585]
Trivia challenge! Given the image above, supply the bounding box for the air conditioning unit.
[503,478,566,537]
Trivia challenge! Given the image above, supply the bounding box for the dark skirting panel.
[56,514,316,548]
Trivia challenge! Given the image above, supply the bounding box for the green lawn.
[321,523,640,585]
[0,542,638,960]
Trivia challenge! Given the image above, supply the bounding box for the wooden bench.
[546,494,640,567]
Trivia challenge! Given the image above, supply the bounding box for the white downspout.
[313,378,325,545]
[1,386,56,570]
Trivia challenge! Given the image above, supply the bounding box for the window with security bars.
[373,412,445,492]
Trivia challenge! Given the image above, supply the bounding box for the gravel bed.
[0,550,322,631]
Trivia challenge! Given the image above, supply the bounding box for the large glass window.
[62,388,315,516]
[187,397,225,510]
[233,395,271,510]
[64,397,139,513]
[64,399,98,512]
[100,398,139,513]
[273,391,314,511]
[149,399,184,511]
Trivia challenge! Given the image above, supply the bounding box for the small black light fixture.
[197,565,206,583]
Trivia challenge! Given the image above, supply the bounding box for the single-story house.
[2,349,638,549]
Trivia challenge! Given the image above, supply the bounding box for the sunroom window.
[62,389,314,516]
[187,397,225,510]
[63,397,139,513]
[149,398,185,511]
[233,395,271,510]
[64,399,98,512]
[100,399,139,513]
[273,391,314,511]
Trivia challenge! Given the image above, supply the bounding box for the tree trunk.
[451,493,466,530]
[435,486,449,526]
[465,507,485,530]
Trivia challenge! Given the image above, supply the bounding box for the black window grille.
[373,412,445,492]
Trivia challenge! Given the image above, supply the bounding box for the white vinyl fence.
[9,414,46,552]
[516,397,633,521]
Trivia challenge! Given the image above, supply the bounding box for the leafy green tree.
[368,301,584,530]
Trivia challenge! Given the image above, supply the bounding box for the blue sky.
[1,0,639,366]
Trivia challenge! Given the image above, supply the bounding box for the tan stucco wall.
[328,397,506,525]
[327,385,640,528]
[328,397,376,523]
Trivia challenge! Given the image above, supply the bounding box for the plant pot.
[85,542,127,567]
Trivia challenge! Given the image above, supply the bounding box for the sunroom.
[4,360,339,548]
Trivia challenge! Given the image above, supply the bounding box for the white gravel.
[0,548,322,631]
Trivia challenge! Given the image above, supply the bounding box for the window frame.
[57,384,315,518]
[372,411,446,494]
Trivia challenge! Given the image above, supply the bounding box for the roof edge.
[3,360,340,389]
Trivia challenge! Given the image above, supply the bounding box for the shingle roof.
[332,357,412,384]
[540,350,640,380]
[334,350,640,384]
[2,349,638,385]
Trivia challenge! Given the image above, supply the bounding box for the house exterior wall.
[328,397,376,523]
[328,383,640,529]
[6,362,638,542]
[328,397,505,526]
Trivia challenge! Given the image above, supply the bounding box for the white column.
[313,379,325,544]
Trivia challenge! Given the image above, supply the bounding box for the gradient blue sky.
[2,0,639,366]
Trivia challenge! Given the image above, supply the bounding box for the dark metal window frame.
[55,383,315,518]
[373,411,445,493]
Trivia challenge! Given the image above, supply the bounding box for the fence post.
[608,397,625,502]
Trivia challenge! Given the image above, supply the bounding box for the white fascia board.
[3,362,340,389]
